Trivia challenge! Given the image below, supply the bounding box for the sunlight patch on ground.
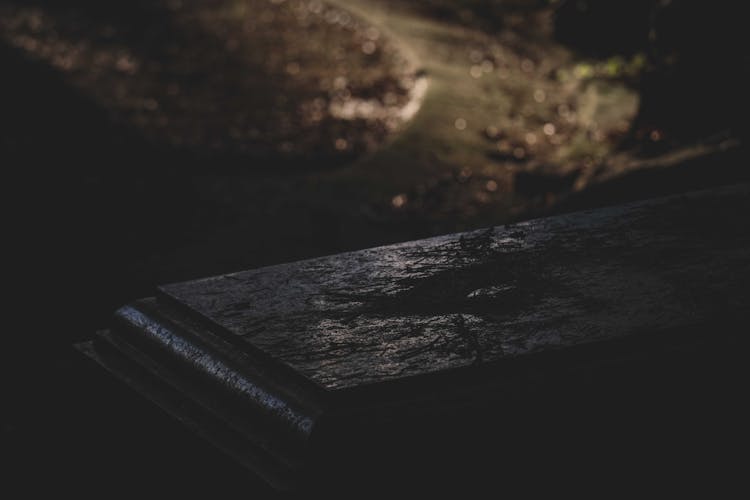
[330,74,428,125]
[326,0,640,219]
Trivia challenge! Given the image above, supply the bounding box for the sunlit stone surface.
[158,185,750,390]
[79,185,750,490]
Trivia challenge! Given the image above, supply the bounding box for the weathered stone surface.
[159,184,750,392]
[80,184,750,491]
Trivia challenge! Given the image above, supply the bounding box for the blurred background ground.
[2,0,747,495]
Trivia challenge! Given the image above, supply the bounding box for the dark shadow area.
[549,142,750,215]
[555,0,747,145]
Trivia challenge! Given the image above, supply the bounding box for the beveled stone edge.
[75,337,300,491]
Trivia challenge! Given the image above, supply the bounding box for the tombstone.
[78,184,750,493]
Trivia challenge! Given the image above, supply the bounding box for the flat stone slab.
[80,183,750,491]
[159,184,750,391]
